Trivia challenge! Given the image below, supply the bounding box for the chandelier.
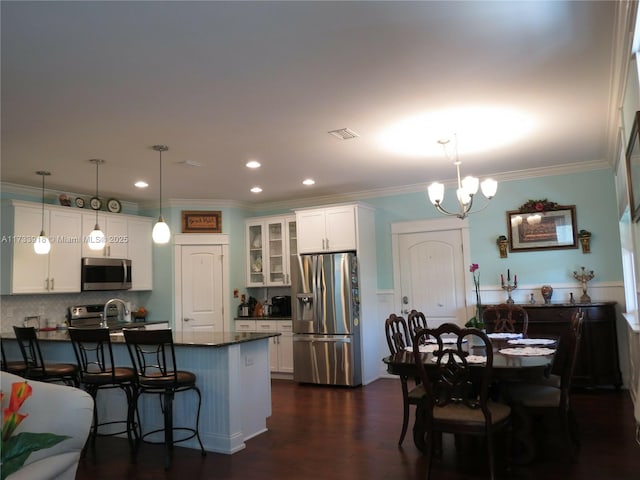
[427,135,497,219]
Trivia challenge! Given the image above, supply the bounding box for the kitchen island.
[1,329,279,454]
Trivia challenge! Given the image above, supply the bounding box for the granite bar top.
[1,329,280,348]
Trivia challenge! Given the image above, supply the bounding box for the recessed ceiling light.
[251,186,263,193]
[246,160,261,169]
[134,181,149,188]
[302,178,315,186]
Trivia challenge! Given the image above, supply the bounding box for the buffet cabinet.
[510,302,622,388]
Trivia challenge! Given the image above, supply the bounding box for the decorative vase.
[541,285,553,304]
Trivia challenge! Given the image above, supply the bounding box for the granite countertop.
[1,328,280,348]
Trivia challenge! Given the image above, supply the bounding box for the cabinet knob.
[183,317,193,322]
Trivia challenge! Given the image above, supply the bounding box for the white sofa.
[1,371,93,480]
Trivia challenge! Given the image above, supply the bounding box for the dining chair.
[407,310,428,340]
[123,328,206,469]
[413,323,511,480]
[482,303,529,336]
[12,326,79,386]
[504,308,584,461]
[384,313,424,446]
[68,327,139,456]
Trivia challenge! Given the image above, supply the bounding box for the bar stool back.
[68,327,138,454]
[1,341,27,376]
[123,328,206,469]
[12,326,78,386]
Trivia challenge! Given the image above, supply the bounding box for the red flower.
[2,381,32,442]
[469,263,479,273]
[535,202,544,211]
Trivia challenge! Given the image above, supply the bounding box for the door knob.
[184,317,193,322]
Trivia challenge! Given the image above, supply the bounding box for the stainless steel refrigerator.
[291,252,362,386]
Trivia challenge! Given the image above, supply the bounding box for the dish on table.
[507,338,556,346]
[431,354,486,364]
[499,347,556,356]
[487,332,523,340]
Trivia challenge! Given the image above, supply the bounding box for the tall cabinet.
[245,215,296,287]
[294,203,378,385]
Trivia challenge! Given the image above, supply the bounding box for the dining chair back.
[68,327,138,454]
[505,308,584,461]
[384,313,423,446]
[123,328,206,469]
[12,326,78,386]
[385,313,411,353]
[407,310,428,341]
[413,323,511,480]
[482,303,529,336]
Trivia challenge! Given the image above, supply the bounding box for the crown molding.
[2,158,613,214]
[0,182,139,212]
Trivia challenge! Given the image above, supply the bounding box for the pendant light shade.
[87,159,106,251]
[152,145,171,244]
[34,171,51,255]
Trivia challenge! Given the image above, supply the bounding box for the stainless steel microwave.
[81,257,132,291]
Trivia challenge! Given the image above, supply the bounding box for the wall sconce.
[579,229,591,254]
[496,235,508,258]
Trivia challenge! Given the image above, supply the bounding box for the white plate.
[499,347,556,356]
[425,337,468,344]
[487,333,523,340]
[405,344,439,353]
[507,338,556,346]
[431,354,486,364]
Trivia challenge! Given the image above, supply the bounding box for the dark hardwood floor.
[75,378,640,479]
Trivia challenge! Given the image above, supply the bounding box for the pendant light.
[152,145,171,244]
[87,159,106,250]
[34,171,51,255]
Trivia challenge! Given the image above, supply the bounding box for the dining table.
[382,332,558,458]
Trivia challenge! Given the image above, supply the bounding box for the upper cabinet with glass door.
[245,215,296,287]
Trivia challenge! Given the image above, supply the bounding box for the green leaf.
[1,432,70,480]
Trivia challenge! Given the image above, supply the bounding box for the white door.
[397,229,467,328]
[180,245,224,333]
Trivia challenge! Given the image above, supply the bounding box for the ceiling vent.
[328,128,359,140]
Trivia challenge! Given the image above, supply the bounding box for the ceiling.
[0,1,627,208]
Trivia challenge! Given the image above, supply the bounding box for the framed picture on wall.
[181,210,222,233]
[626,111,640,222]
[507,206,578,251]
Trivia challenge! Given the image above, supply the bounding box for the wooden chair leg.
[399,380,410,445]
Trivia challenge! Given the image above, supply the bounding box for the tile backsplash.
[1,291,149,332]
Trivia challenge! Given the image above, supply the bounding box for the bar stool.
[68,327,139,455]
[123,329,206,469]
[12,326,78,386]
[1,342,27,376]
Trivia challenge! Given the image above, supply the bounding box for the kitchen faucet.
[103,298,130,328]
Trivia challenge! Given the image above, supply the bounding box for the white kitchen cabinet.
[295,205,356,253]
[235,318,293,373]
[245,215,296,287]
[127,217,153,290]
[81,212,128,258]
[276,320,294,373]
[1,201,82,294]
[234,319,257,332]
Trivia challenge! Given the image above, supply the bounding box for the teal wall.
[368,168,622,291]
[2,167,623,323]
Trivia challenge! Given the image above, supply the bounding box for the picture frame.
[181,210,222,233]
[507,205,578,252]
[626,111,640,222]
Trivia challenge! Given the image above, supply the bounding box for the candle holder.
[500,271,517,304]
[501,283,517,304]
[573,266,594,303]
